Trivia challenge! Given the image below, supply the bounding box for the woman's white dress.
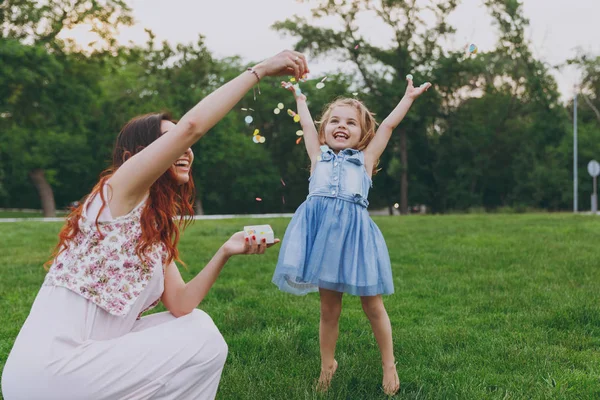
[1,193,228,399]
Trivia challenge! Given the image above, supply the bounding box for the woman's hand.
[253,50,309,81]
[221,231,280,257]
[404,77,432,100]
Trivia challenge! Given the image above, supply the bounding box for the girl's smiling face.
[323,105,362,152]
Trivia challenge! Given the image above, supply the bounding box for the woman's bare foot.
[316,359,338,392]
[382,362,400,396]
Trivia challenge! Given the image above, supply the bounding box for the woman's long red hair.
[45,113,195,269]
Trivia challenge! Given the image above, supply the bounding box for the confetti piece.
[277,103,284,109]
[287,109,296,117]
[293,115,300,123]
[274,108,281,114]
[241,107,255,111]
[296,130,304,136]
[280,178,286,186]
[320,76,328,83]
[245,116,253,124]
[406,74,413,80]
[256,197,262,201]
[352,92,358,96]
[354,44,359,50]
[253,129,260,136]
[259,136,265,143]
[468,43,478,54]
[316,82,325,89]
[293,84,302,96]
[296,137,303,145]
[290,77,296,82]
[252,136,260,144]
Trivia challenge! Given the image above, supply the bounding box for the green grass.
[0,210,67,218]
[1,214,599,399]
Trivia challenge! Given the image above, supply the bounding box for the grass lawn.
[0,211,68,218]
[1,214,599,399]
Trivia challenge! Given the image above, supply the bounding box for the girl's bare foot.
[382,362,400,396]
[316,359,338,392]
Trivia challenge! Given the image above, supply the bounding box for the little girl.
[272,77,431,395]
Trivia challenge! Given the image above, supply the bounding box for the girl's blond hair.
[316,98,379,175]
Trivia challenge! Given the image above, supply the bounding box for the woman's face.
[161,120,194,185]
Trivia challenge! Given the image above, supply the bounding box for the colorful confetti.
[293,115,300,123]
[296,130,304,136]
[252,136,260,144]
[352,92,358,96]
[241,108,255,111]
[280,178,286,186]
[274,108,281,114]
[316,76,327,90]
[293,84,302,96]
[277,103,284,109]
[296,137,303,145]
[468,43,478,55]
[354,44,359,50]
[259,136,265,143]
[256,197,262,202]
[245,116,253,124]
[253,129,260,136]
[287,109,296,117]
[290,77,296,83]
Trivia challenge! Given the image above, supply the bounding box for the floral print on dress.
[44,200,166,317]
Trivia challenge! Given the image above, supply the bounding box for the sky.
[63,0,600,102]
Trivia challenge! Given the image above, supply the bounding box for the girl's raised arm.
[364,78,431,166]
[281,82,321,163]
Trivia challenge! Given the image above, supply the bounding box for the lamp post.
[574,89,578,213]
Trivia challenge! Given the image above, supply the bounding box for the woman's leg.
[4,309,228,400]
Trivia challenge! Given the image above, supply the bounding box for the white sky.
[63,0,600,102]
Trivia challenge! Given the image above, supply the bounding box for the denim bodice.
[308,145,372,208]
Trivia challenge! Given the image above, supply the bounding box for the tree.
[0,39,103,215]
[0,0,134,215]
[0,0,132,49]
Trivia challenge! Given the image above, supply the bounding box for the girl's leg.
[317,288,343,391]
[360,295,400,396]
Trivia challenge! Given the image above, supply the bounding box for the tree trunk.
[400,128,408,215]
[195,198,204,216]
[29,168,56,217]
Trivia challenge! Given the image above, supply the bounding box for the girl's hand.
[221,231,280,257]
[253,50,309,81]
[405,77,432,100]
[281,81,307,101]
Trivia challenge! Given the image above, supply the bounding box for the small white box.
[243,225,275,244]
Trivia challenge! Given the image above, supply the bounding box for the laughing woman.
[1,50,309,400]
